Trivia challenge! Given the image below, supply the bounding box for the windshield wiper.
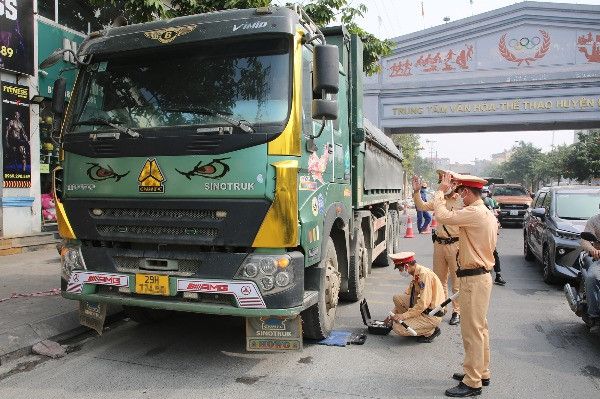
[165,106,254,133]
[74,117,142,138]
[560,216,588,220]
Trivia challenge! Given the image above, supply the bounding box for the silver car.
[523,186,600,284]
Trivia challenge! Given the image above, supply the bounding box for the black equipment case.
[360,299,393,335]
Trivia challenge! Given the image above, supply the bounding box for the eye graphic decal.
[176,158,231,180]
[86,163,130,182]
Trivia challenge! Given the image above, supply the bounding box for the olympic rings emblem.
[508,36,541,51]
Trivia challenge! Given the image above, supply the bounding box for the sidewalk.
[0,249,121,362]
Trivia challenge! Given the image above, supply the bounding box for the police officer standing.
[384,252,444,343]
[434,173,498,397]
[412,170,462,325]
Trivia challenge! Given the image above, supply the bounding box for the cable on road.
[0,288,61,303]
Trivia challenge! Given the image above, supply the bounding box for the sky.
[279,0,600,164]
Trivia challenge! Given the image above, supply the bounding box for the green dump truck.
[47,5,403,339]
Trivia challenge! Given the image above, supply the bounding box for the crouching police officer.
[384,252,444,343]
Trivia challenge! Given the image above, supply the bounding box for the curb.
[0,304,123,365]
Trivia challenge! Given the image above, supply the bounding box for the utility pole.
[425,139,437,163]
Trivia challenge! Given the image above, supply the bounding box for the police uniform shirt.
[400,264,445,320]
[433,192,498,270]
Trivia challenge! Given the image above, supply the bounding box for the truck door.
[333,76,349,182]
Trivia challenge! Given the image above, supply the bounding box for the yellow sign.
[138,159,166,193]
[40,164,50,174]
[144,25,197,44]
[136,274,169,296]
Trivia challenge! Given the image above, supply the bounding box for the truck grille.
[500,204,528,210]
[93,208,221,219]
[113,256,202,275]
[98,225,218,237]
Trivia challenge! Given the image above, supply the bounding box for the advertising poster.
[0,1,34,75]
[2,81,31,187]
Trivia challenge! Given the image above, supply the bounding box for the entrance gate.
[364,2,600,134]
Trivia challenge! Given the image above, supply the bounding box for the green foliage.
[413,156,437,186]
[392,133,420,172]
[491,131,599,189]
[565,130,600,182]
[87,0,393,75]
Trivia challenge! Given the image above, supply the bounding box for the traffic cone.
[430,212,438,228]
[404,216,415,238]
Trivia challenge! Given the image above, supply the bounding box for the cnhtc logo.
[233,21,268,32]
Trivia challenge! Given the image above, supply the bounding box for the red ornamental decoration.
[577,32,600,63]
[389,44,474,77]
[499,30,550,66]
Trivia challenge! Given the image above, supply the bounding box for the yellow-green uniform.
[433,192,498,389]
[392,264,445,337]
[414,191,461,314]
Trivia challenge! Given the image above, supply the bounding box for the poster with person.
[0,1,34,75]
[2,81,31,188]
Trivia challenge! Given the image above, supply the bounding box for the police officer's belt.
[456,268,490,277]
[434,235,459,245]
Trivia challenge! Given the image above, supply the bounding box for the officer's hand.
[590,249,600,260]
[412,175,421,193]
[437,172,452,193]
[384,316,392,324]
[392,314,403,323]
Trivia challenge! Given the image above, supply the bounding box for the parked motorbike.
[564,231,599,326]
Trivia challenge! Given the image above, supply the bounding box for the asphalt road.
[0,225,599,398]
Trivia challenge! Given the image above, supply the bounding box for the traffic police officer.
[412,170,462,325]
[384,252,444,343]
[434,173,498,397]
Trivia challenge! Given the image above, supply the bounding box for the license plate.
[510,210,519,216]
[136,274,169,296]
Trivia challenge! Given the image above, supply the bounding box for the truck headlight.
[61,246,86,280]
[235,254,293,295]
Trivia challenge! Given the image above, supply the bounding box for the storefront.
[0,1,118,238]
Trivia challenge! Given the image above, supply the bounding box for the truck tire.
[340,227,366,302]
[124,306,173,324]
[302,237,341,339]
[374,212,394,266]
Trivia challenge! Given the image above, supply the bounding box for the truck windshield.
[67,37,291,134]
[556,192,600,220]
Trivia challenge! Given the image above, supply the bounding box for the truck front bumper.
[61,264,314,317]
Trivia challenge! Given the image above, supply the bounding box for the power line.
[380,0,397,39]
[373,0,391,38]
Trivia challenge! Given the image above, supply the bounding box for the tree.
[564,129,600,182]
[413,156,437,186]
[87,0,394,75]
[493,141,542,190]
[532,145,572,188]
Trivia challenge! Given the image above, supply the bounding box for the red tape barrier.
[0,288,61,303]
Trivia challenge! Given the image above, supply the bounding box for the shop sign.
[2,81,31,188]
[0,1,34,75]
[37,20,85,99]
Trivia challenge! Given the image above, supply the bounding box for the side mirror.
[313,44,339,94]
[531,207,546,219]
[51,77,66,115]
[312,99,337,120]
